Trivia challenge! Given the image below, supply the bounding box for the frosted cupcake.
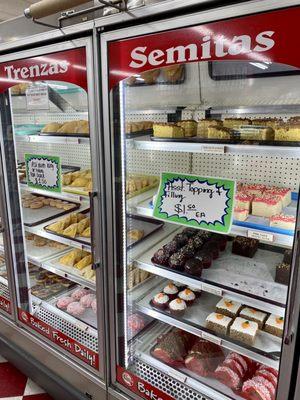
[163,283,179,300]
[188,286,202,298]
[152,293,169,310]
[169,298,187,317]
[179,289,196,305]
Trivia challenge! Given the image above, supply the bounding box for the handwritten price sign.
[153,173,235,233]
[25,154,61,193]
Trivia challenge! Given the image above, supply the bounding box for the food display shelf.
[134,198,294,248]
[131,135,300,157]
[16,135,90,145]
[136,280,280,369]
[134,323,242,400]
[24,201,91,252]
[26,240,68,267]
[134,229,286,316]
[42,253,95,291]
[20,183,84,203]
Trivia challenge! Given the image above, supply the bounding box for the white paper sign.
[248,230,274,243]
[26,85,49,110]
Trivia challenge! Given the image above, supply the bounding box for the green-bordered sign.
[153,172,235,234]
[25,154,61,193]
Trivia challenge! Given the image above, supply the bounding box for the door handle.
[89,191,101,270]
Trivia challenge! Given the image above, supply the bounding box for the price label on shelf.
[201,283,223,297]
[202,145,225,154]
[26,85,50,110]
[248,230,274,243]
[153,172,235,234]
[25,154,61,193]
[202,332,222,346]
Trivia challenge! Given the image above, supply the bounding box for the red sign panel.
[0,295,11,314]
[117,366,175,400]
[108,7,300,88]
[18,309,99,369]
[0,48,87,93]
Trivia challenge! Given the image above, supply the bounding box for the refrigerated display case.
[101,2,300,400]
[0,38,106,382]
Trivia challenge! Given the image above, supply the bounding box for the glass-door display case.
[102,4,300,400]
[0,38,105,376]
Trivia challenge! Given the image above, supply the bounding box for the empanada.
[42,122,63,133]
[75,120,89,135]
[81,227,91,238]
[74,255,92,270]
[57,121,78,134]
[77,218,90,234]
[47,220,65,233]
[70,177,89,187]
[59,250,82,267]
[62,173,73,186]
[63,223,78,238]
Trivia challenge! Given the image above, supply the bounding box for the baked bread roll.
[76,120,89,135]
[11,85,20,95]
[57,121,78,134]
[42,123,63,133]
[140,69,160,85]
[70,177,89,187]
[162,64,184,83]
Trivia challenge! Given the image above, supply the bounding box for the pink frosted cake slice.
[252,195,282,218]
[235,193,253,212]
[234,208,249,221]
[242,184,266,196]
[265,187,291,207]
[270,214,296,230]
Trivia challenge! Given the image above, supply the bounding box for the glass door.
[102,4,300,400]
[0,39,105,376]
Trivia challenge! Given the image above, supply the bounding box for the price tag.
[202,283,223,297]
[26,85,50,110]
[248,230,274,243]
[202,145,225,154]
[202,331,222,346]
[25,154,61,193]
[153,172,235,234]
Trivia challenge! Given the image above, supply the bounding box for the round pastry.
[50,283,63,293]
[163,240,178,255]
[169,298,187,316]
[26,233,35,241]
[36,271,47,284]
[80,293,96,308]
[178,288,196,305]
[61,279,71,287]
[163,283,179,300]
[182,228,198,238]
[202,241,219,259]
[172,281,186,291]
[188,286,202,298]
[168,252,187,271]
[30,202,44,209]
[152,248,169,266]
[152,293,169,310]
[56,296,74,310]
[173,233,189,248]
[194,250,213,269]
[184,258,203,276]
[67,301,85,316]
[64,204,75,211]
[44,279,53,288]
[91,298,97,314]
[23,201,31,208]
[71,287,90,301]
[42,198,51,206]
[55,202,65,209]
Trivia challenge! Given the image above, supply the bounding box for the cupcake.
[202,241,219,259]
[184,258,203,276]
[163,240,178,255]
[169,298,187,316]
[163,283,179,300]
[169,252,187,271]
[188,286,202,298]
[179,289,196,305]
[152,248,169,266]
[152,293,169,310]
[194,250,212,269]
[173,233,189,247]
[172,281,186,291]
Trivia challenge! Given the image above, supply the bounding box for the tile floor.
[0,355,53,400]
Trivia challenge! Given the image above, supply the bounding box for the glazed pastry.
[77,218,90,235]
[81,227,91,238]
[63,223,78,238]
[74,255,92,270]
[47,220,65,234]
[42,122,63,133]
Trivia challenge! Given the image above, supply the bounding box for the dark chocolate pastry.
[231,236,259,258]
[211,234,228,251]
[153,248,170,266]
[194,250,212,269]
[191,236,204,250]
[197,231,212,242]
[163,240,179,255]
[275,262,290,285]
[283,249,292,265]
[202,241,219,259]
[173,233,189,247]
[179,244,194,259]
[182,228,198,238]
[184,258,203,276]
[169,252,187,271]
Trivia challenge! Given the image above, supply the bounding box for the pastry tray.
[49,286,97,329]
[62,185,89,197]
[136,230,287,307]
[126,128,153,139]
[29,275,75,301]
[38,131,89,137]
[137,281,282,361]
[127,215,164,249]
[22,196,81,227]
[25,239,68,264]
[126,176,159,200]
[44,210,91,246]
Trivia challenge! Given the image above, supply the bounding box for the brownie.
[202,241,219,259]
[179,244,194,259]
[211,234,228,251]
[232,236,259,258]
[184,258,203,276]
[153,248,170,266]
[194,250,212,269]
[169,252,187,271]
[173,233,189,247]
[163,240,178,255]
[197,231,212,242]
[190,235,204,250]
[182,228,198,238]
[283,249,292,265]
[275,262,290,285]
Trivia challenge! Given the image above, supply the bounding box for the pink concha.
[71,288,90,301]
[91,298,97,314]
[227,353,248,373]
[80,294,96,308]
[257,366,279,378]
[252,376,276,399]
[67,301,85,316]
[56,296,73,310]
[242,379,272,400]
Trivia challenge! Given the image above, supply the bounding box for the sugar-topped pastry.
[242,184,266,196]
[206,312,232,336]
[215,298,242,319]
[230,317,258,346]
[234,207,249,221]
[235,193,253,211]
[270,214,296,230]
[264,314,284,338]
[239,307,267,329]
[252,195,282,218]
[264,187,291,207]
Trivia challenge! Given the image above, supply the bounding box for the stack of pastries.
[46,212,91,239]
[126,175,158,197]
[59,249,95,281]
[41,120,89,135]
[62,169,92,193]
[22,193,76,211]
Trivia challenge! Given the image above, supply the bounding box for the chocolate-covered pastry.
[184,258,203,276]
[211,234,228,251]
[232,236,258,258]
[195,250,212,269]
[275,262,290,285]
[190,235,204,250]
[173,233,189,247]
[153,248,170,266]
[197,231,212,242]
[163,240,179,255]
[169,252,187,271]
[283,249,292,264]
[182,228,198,238]
[202,241,219,259]
[179,244,194,259]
